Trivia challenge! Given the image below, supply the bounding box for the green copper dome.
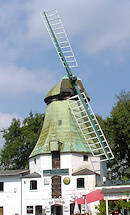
[30,76,93,158]
[44,75,90,104]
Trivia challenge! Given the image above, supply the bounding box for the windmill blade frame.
[41,9,114,161]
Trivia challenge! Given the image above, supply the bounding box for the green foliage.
[95,200,106,215]
[0,111,44,170]
[97,90,130,179]
[96,199,130,215]
[110,199,130,212]
[106,90,130,179]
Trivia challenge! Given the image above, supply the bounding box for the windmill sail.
[41,9,114,161]
[41,9,78,70]
[67,92,114,161]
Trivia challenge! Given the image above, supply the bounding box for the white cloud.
[0,0,130,64]
[0,63,61,97]
[78,1,130,55]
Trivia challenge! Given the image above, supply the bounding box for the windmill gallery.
[0,9,129,215]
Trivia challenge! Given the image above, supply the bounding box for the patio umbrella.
[73,189,104,205]
[74,201,80,214]
[85,198,90,214]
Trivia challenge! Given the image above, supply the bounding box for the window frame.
[83,155,88,161]
[30,180,37,191]
[77,178,85,188]
[27,206,33,214]
[0,182,4,191]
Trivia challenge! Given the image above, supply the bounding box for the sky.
[0,0,130,149]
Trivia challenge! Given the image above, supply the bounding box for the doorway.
[51,205,63,215]
[35,205,42,215]
[0,207,3,215]
[52,175,61,198]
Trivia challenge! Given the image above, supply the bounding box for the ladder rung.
[45,9,57,14]
[81,124,91,130]
[97,128,101,132]
[55,32,65,36]
[57,36,67,40]
[104,145,108,149]
[69,100,80,105]
[74,110,86,115]
[71,104,83,110]
[86,136,98,141]
[53,27,63,30]
[76,116,86,120]
[49,18,60,22]
[59,40,68,44]
[47,13,58,17]
[84,131,95,135]
[102,140,106,143]
[61,46,70,49]
[65,55,74,59]
[106,151,111,154]
[63,50,72,53]
[90,142,100,146]
[55,29,65,33]
[67,60,76,63]
[69,65,78,68]
[51,21,61,26]
[95,153,105,157]
[78,121,89,126]
[92,148,103,152]
[94,123,98,127]
[83,125,93,129]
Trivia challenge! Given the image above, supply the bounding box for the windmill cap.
[44,75,90,104]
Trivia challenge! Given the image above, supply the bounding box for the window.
[52,175,61,198]
[77,178,84,188]
[83,155,88,161]
[30,180,37,190]
[0,182,3,191]
[58,120,62,126]
[27,206,33,214]
[34,158,36,164]
[52,151,60,169]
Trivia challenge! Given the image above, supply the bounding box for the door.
[0,207,3,215]
[51,205,63,215]
[35,206,42,215]
[52,175,61,198]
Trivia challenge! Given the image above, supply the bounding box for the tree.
[105,90,130,179]
[95,199,130,215]
[95,200,106,215]
[0,111,44,170]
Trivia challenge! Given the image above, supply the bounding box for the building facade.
[0,77,113,215]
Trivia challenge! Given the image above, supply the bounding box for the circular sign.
[63,177,70,185]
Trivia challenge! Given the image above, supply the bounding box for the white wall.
[0,176,21,215]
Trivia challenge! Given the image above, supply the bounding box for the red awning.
[73,189,104,205]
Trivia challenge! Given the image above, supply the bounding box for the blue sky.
[0,0,130,148]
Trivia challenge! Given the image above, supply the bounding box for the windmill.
[40,9,114,162]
